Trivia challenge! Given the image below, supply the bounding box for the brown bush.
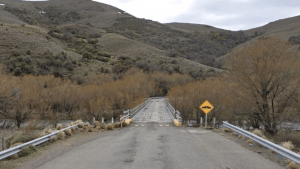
[105,123,113,130]
[65,128,72,136]
[49,136,57,143]
[87,125,94,132]
[57,131,65,140]
[56,124,63,130]
[114,122,121,128]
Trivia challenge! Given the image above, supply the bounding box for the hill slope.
[0,0,224,78]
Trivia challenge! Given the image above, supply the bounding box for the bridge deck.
[132,98,173,123]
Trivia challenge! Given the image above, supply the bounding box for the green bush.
[27,50,32,55]
[82,52,94,60]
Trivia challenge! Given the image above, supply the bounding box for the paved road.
[36,98,283,169]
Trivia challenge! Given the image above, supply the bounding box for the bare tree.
[224,36,300,135]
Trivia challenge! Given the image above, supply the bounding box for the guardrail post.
[200,117,203,128]
[93,117,95,127]
[102,117,104,124]
[112,117,114,124]
[213,118,216,128]
[205,114,207,128]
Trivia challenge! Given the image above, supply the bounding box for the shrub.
[105,123,114,130]
[5,132,38,149]
[96,56,109,62]
[247,139,253,145]
[49,136,57,143]
[57,131,65,140]
[27,50,32,55]
[87,125,93,132]
[97,51,111,58]
[11,50,20,57]
[282,141,295,150]
[288,161,299,169]
[56,123,63,130]
[82,52,93,60]
[88,38,98,44]
[251,129,268,141]
[121,121,128,127]
[65,128,72,136]
[223,128,231,132]
[114,122,121,128]
[18,145,37,157]
[274,130,300,148]
[40,127,52,137]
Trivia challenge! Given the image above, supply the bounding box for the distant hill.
[1,0,299,78]
[165,22,226,33]
[216,15,300,66]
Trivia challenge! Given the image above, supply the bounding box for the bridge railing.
[223,121,300,165]
[121,98,152,121]
[0,123,82,160]
[164,100,175,117]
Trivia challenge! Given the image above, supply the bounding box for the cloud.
[95,0,300,30]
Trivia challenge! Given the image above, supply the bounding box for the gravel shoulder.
[212,129,290,169]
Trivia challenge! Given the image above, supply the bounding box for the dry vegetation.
[168,37,300,136]
[0,67,192,127]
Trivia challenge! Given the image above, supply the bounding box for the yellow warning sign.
[199,100,214,114]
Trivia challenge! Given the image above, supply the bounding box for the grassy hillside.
[0,0,225,79]
[1,0,298,78]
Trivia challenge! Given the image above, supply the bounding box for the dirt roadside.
[213,129,294,169]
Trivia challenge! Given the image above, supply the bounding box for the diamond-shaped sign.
[199,100,214,114]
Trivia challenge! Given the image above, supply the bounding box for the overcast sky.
[93,0,300,31]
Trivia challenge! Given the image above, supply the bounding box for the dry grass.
[83,123,90,129]
[252,129,268,139]
[223,128,231,132]
[78,123,84,128]
[95,121,101,126]
[121,122,128,127]
[57,131,65,140]
[5,132,38,149]
[10,154,19,159]
[10,142,23,148]
[247,139,253,144]
[18,145,37,157]
[227,137,231,139]
[65,128,72,136]
[105,123,114,130]
[87,125,94,132]
[49,136,57,143]
[114,122,121,128]
[96,125,101,130]
[238,135,243,139]
[288,161,299,169]
[219,133,224,136]
[40,127,52,137]
[231,132,237,136]
[56,123,63,130]
[74,119,83,125]
[282,141,295,150]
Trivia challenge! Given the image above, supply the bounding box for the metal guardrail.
[223,122,300,164]
[121,98,151,121]
[131,98,152,120]
[164,100,175,117]
[0,124,80,160]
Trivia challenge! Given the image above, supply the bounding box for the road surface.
[34,98,283,169]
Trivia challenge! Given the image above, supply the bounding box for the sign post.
[199,100,214,128]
